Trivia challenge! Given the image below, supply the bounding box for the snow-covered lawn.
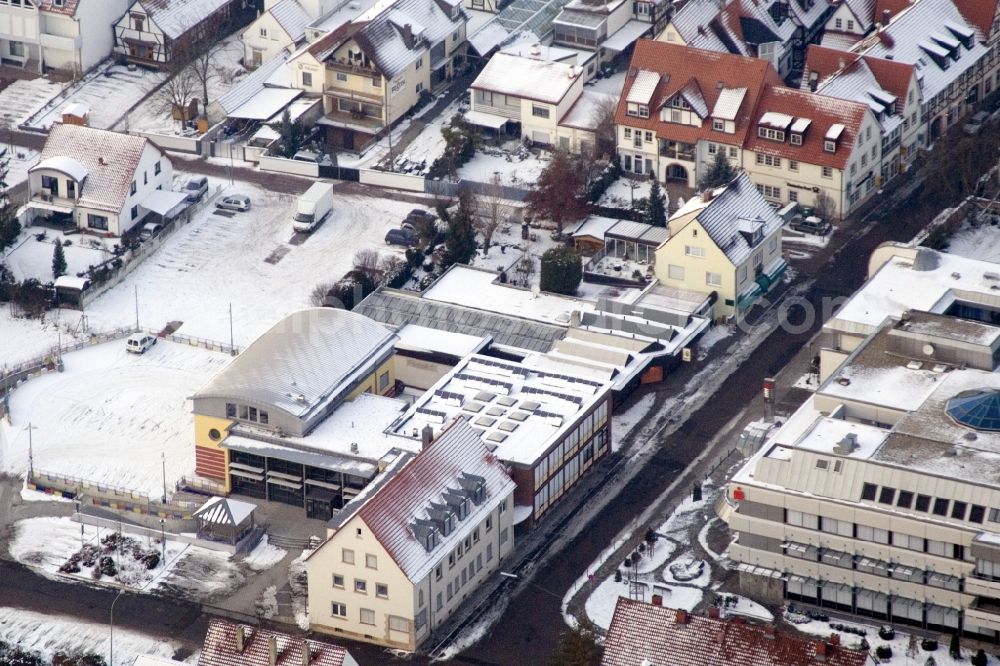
[242,535,288,571]
[586,71,626,96]
[584,574,703,630]
[2,181,416,365]
[4,229,116,282]
[793,371,820,391]
[385,98,463,172]
[0,339,230,494]
[781,225,833,248]
[27,63,167,131]
[2,145,39,187]
[945,220,1000,262]
[458,147,548,185]
[0,76,64,126]
[0,606,191,666]
[598,176,651,208]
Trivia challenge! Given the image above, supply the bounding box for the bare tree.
[155,67,199,128]
[814,189,836,220]
[475,171,505,257]
[590,93,619,161]
[353,248,384,286]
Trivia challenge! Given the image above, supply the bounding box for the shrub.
[98,556,117,578]
[921,638,938,652]
[614,569,622,582]
[949,633,961,659]
[875,645,892,659]
[971,648,987,666]
[540,246,583,296]
[878,626,895,640]
[142,552,161,570]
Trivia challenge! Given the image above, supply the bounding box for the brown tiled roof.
[199,618,352,666]
[952,0,999,38]
[804,44,860,82]
[862,54,916,105]
[615,40,782,147]
[306,21,367,60]
[38,0,79,16]
[601,599,869,666]
[745,85,868,170]
[873,0,914,24]
[804,44,915,111]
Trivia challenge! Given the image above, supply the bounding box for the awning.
[26,199,74,214]
[465,110,510,129]
[228,87,302,121]
[602,20,650,52]
[140,190,187,218]
[765,258,788,283]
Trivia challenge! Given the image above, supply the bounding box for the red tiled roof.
[804,44,915,111]
[873,0,914,24]
[601,599,870,666]
[804,44,860,83]
[952,0,999,39]
[745,85,868,170]
[615,40,782,147]
[199,618,352,666]
[862,54,916,105]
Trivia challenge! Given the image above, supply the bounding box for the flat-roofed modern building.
[723,289,1000,640]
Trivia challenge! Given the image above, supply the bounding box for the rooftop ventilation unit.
[833,433,858,455]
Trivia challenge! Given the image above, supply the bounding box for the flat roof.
[395,324,490,357]
[392,354,611,466]
[472,52,580,104]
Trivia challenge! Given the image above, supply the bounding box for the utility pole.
[386,78,394,172]
[134,285,139,331]
[228,302,235,356]
[161,451,167,504]
[25,422,36,479]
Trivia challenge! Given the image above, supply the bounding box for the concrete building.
[287,0,468,152]
[26,123,177,236]
[722,246,1000,641]
[654,172,785,320]
[305,418,516,651]
[0,0,130,76]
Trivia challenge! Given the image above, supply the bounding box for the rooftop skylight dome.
[946,389,1000,431]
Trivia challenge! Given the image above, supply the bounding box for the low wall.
[73,512,241,554]
[258,154,319,177]
[359,168,426,192]
[134,130,201,155]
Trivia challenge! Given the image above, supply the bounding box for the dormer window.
[626,102,648,118]
[638,105,648,118]
[758,126,785,142]
[790,133,802,146]
[824,140,836,152]
[712,118,724,131]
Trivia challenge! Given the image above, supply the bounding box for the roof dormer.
[789,117,811,145]
[824,123,845,152]
[757,112,793,141]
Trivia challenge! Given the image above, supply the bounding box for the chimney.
[882,8,891,24]
[808,71,818,92]
[301,641,312,666]
[829,633,840,646]
[421,424,434,449]
[702,188,714,203]
[707,606,720,619]
[816,641,828,660]
[837,57,845,72]
[675,609,689,624]
[570,310,581,327]
[401,23,413,48]
[268,635,278,666]
[651,593,663,606]
[763,625,776,640]
[234,625,245,653]
[98,156,106,166]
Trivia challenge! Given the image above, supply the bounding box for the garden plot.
[383,97,463,172]
[598,176,652,208]
[27,63,166,131]
[4,229,116,283]
[0,77,63,126]
[0,606,190,666]
[0,339,230,494]
[458,144,548,185]
[2,145,39,188]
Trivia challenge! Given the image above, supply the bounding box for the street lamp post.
[25,422,36,479]
[161,452,167,504]
[109,586,124,666]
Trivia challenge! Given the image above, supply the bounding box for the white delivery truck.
[292,182,334,233]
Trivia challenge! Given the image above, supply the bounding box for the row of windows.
[433,503,504,582]
[341,548,378,568]
[706,143,739,158]
[225,402,270,425]
[332,574,388,598]
[784,542,962,590]
[860,482,993,525]
[534,430,607,516]
[329,602,409,633]
[532,402,609,490]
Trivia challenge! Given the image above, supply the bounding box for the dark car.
[790,215,831,236]
[385,228,418,247]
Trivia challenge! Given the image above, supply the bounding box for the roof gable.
[200,617,352,666]
[138,0,235,39]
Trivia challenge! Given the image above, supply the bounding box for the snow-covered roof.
[133,657,183,666]
[195,308,396,422]
[352,418,516,582]
[269,0,311,42]
[194,496,256,526]
[468,17,511,55]
[140,0,235,40]
[626,69,660,105]
[559,89,617,131]
[472,52,581,105]
[61,102,89,118]
[216,53,293,116]
[497,0,572,37]
[601,19,650,53]
[200,617,354,666]
[395,324,490,357]
[140,189,186,217]
[569,215,620,240]
[711,87,746,121]
[32,155,88,182]
[228,87,303,121]
[759,111,793,128]
[54,275,90,291]
[34,124,159,213]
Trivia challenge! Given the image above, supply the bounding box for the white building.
[305,417,516,651]
[0,0,130,75]
[27,123,176,236]
[241,0,311,68]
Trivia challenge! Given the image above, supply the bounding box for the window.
[435,564,442,581]
[377,372,389,391]
[130,180,137,196]
[342,549,354,564]
[500,527,509,545]
[360,608,375,625]
[366,554,377,569]
[705,272,722,287]
[822,166,833,178]
[755,153,781,167]
[789,160,798,171]
[861,154,867,168]
[816,459,829,470]
[786,510,819,530]
[878,487,896,505]
[932,498,950,516]
[259,27,267,38]
[154,161,161,176]
[757,127,785,141]
[416,57,423,70]
[857,525,889,544]
[821,516,853,537]
[131,14,145,31]
[355,579,367,593]
[847,19,854,30]
[927,539,949,557]
[452,30,459,41]
[684,245,705,258]
[896,490,914,509]
[487,543,494,561]
[790,134,802,146]
[860,483,877,501]
[260,411,268,425]
[302,72,312,87]
[835,17,842,28]
[667,264,685,280]
[788,190,798,203]
[436,592,443,610]
[446,582,453,600]
[485,516,492,531]
[824,140,836,152]
[709,143,717,155]
[337,72,348,82]
[531,105,550,119]
[376,583,388,598]
[87,214,109,231]
[331,602,347,617]
[952,501,968,520]
[644,131,652,142]
[624,127,632,139]
[131,205,139,220]
[915,494,932,512]
[893,532,923,551]
[756,184,781,199]
[971,505,986,523]
[713,119,724,131]
[415,82,424,94]
[332,574,344,588]
[372,76,380,86]
[729,146,738,158]
[638,105,649,118]
[388,616,409,633]
[473,527,480,544]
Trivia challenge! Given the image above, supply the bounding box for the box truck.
[292,182,334,233]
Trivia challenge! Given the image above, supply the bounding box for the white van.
[126,333,157,354]
[292,182,334,233]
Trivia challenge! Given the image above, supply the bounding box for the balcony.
[658,140,695,161]
[28,190,75,214]
[967,574,1000,599]
[324,58,379,77]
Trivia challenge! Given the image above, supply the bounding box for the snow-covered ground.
[945,220,1000,262]
[383,98,463,172]
[793,371,820,391]
[0,76,64,126]
[781,226,834,248]
[1,181,416,366]
[0,606,191,666]
[4,229,116,282]
[27,63,167,131]
[598,176,651,208]
[611,393,656,450]
[0,339,230,493]
[695,324,734,361]
[586,71,626,96]
[2,145,39,187]
[242,535,288,572]
[458,147,548,185]
[584,573,703,630]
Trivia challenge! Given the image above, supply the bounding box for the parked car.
[126,333,157,354]
[402,208,437,233]
[790,215,831,236]
[216,195,251,212]
[292,150,334,166]
[139,222,163,240]
[184,176,208,203]
[385,228,418,247]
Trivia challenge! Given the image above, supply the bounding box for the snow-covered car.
[183,176,208,203]
[385,228,418,247]
[125,333,157,354]
[790,215,830,236]
[139,222,163,240]
[216,195,251,212]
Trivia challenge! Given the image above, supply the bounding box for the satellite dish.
[922,343,935,356]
